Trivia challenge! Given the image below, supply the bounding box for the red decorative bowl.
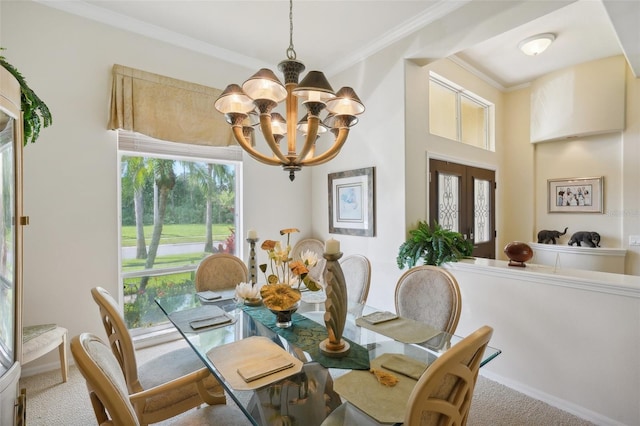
[504,242,533,267]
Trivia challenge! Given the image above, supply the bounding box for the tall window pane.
[120,153,239,331]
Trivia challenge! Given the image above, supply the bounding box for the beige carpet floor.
[19,340,596,425]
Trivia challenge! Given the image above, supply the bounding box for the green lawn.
[121,223,234,247]
[122,252,206,272]
[121,223,237,328]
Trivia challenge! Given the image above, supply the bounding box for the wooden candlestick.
[319,251,350,358]
[246,237,259,284]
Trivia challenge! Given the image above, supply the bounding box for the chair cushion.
[22,325,67,361]
[138,346,222,414]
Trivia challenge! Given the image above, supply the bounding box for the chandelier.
[214,0,365,181]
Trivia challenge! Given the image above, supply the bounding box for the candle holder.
[246,237,259,284]
[319,251,350,358]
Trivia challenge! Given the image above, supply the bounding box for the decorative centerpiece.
[319,238,350,358]
[235,282,262,306]
[258,228,322,328]
[504,241,534,267]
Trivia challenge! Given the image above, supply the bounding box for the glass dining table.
[155,290,501,426]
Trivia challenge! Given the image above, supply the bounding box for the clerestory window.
[428,71,494,151]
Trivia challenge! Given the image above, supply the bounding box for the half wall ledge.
[446,257,639,298]
[529,242,626,274]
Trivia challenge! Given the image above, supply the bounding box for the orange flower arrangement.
[259,228,322,310]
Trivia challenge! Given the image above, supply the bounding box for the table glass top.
[155,291,501,425]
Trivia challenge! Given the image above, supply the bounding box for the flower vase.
[268,302,300,328]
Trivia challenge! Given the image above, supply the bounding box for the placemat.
[355,314,441,344]
[168,304,236,333]
[241,305,370,370]
[333,353,422,424]
[380,354,428,380]
[207,336,303,390]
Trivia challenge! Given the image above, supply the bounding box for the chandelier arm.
[300,128,349,166]
[231,126,282,166]
[259,114,290,164]
[294,116,320,162]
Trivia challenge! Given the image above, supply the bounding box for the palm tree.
[186,162,234,252]
[139,159,176,292]
[122,156,149,259]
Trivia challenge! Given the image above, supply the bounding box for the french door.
[428,159,496,259]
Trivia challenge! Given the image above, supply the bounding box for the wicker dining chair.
[91,286,225,425]
[394,265,462,335]
[321,325,494,426]
[339,254,371,311]
[71,333,251,426]
[195,253,249,292]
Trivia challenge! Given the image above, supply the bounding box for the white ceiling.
[39,0,639,90]
[454,0,629,88]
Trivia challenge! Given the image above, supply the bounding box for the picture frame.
[547,176,603,213]
[328,167,375,236]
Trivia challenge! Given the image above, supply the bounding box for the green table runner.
[241,305,370,370]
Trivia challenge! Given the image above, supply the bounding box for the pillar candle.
[325,238,340,254]
[247,229,258,239]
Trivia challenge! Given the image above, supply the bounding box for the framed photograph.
[328,167,375,236]
[548,176,603,213]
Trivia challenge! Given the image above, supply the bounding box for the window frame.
[116,131,243,346]
[429,71,494,151]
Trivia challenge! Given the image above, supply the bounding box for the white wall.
[1,1,310,372]
[501,88,536,250]
[622,69,640,275]
[446,259,640,426]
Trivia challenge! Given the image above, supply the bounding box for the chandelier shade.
[213,0,364,181]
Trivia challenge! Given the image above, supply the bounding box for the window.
[118,132,242,340]
[428,72,494,151]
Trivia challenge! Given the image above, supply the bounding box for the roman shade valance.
[108,64,234,147]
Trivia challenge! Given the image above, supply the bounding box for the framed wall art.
[548,176,603,213]
[328,167,375,236]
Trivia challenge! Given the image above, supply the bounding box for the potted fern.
[397,221,473,269]
[1,49,52,145]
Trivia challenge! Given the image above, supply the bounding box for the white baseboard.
[20,359,73,379]
[479,370,624,426]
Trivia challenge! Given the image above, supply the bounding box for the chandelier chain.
[286,0,296,60]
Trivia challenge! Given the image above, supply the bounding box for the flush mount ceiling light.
[518,33,556,56]
[214,0,365,181]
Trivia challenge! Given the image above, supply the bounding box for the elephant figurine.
[537,227,568,244]
[568,231,601,247]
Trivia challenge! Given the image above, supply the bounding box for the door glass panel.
[474,178,490,243]
[0,113,15,372]
[437,173,459,232]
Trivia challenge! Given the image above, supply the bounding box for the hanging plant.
[0,48,53,145]
[397,221,474,269]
